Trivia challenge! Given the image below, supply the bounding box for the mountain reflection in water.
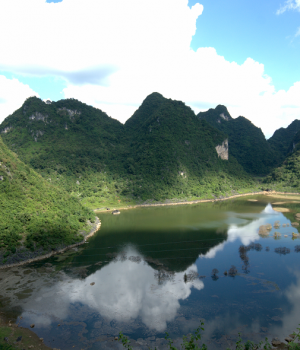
[0,198,300,349]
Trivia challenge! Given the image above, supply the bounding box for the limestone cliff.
[215,139,228,160]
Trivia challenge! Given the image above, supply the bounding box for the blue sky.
[5,0,300,97]
[188,0,300,92]
[0,0,300,137]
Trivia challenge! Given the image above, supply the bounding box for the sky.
[0,0,300,138]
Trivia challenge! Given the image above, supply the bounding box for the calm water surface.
[1,195,300,349]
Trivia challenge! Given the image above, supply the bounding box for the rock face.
[29,112,48,122]
[215,139,228,160]
[57,107,81,117]
[1,126,12,134]
[219,113,230,121]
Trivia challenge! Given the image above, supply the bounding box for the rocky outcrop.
[57,107,81,118]
[219,113,229,121]
[29,112,48,122]
[215,139,228,160]
[1,126,12,134]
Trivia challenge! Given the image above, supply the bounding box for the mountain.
[267,119,300,161]
[197,105,278,175]
[0,94,256,208]
[125,93,255,200]
[0,96,130,208]
[0,135,95,264]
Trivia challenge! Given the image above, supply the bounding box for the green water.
[1,195,300,349]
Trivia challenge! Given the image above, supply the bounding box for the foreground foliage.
[118,321,300,350]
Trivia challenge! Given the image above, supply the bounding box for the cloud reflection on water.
[200,204,283,259]
[22,248,203,331]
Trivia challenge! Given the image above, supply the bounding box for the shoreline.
[2,190,300,269]
[95,191,300,213]
[0,217,101,270]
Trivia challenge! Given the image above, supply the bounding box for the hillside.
[263,147,300,191]
[0,135,95,264]
[197,106,278,175]
[268,119,300,162]
[0,94,257,208]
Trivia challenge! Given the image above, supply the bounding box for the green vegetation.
[198,105,279,175]
[0,135,95,263]
[0,94,257,208]
[268,120,300,162]
[263,148,300,192]
[118,321,300,350]
[0,323,51,350]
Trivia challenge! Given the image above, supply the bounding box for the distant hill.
[267,119,300,162]
[197,105,278,175]
[0,94,256,207]
[0,135,95,264]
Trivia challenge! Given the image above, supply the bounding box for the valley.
[1,93,300,349]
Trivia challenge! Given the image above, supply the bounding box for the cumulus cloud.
[0,0,300,137]
[0,75,39,122]
[276,0,300,14]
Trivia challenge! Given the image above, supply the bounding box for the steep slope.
[0,96,129,207]
[263,148,300,191]
[290,129,300,153]
[264,127,300,191]
[0,135,95,264]
[125,93,255,200]
[268,119,300,161]
[198,106,278,175]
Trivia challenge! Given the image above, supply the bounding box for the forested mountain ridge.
[197,105,280,175]
[124,93,254,199]
[0,135,95,264]
[267,119,300,162]
[0,94,256,207]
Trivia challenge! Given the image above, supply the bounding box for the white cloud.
[0,75,39,122]
[277,0,300,15]
[0,0,300,137]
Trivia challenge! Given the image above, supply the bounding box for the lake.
[1,194,300,349]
